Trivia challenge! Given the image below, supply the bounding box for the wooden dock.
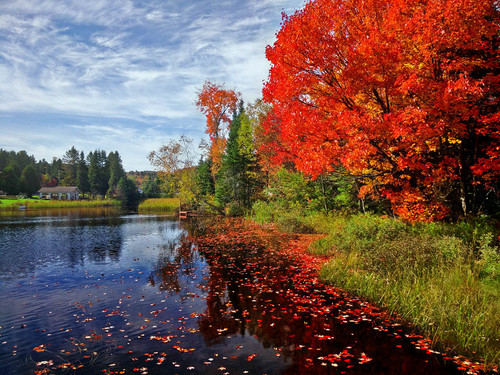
[178,210,199,219]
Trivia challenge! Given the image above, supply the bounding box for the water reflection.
[148,231,199,294]
[0,212,475,374]
[0,209,126,279]
[192,221,466,375]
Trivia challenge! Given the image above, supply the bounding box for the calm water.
[0,209,465,374]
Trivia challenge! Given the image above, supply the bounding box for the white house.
[38,186,81,200]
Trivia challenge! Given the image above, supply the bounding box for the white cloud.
[0,0,306,170]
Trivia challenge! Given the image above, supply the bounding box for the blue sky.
[0,0,305,171]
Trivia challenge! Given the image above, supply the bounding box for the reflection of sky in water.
[0,212,286,375]
[0,213,183,277]
[0,211,464,375]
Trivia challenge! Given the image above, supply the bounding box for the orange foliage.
[263,0,499,220]
[196,81,240,175]
[196,81,239,141]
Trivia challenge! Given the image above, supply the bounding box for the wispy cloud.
[0,0,305,170]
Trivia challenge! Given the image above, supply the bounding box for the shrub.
[276,214,315,234]
[252,200,276,224]
[226,202,246,217]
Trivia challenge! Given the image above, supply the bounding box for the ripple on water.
[0,213,479,375]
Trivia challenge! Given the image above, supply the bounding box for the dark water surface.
[0,210,465,374]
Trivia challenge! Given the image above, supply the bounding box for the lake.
[0,209,468,374]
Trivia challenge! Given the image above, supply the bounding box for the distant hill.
[126,171,158,189]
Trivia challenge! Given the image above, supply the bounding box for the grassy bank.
[251,205,500,368]
[0,197,120,210]
[137,198,180,214]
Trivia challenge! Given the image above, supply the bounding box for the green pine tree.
[215,101,259,213]
[1,163,21,195]
[88,150,109,197]
[61,146,80,186]
[20,164,41,197]
[76,152,90,197]
[107,151,126,196]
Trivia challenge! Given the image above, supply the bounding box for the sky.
[0,0,305,171]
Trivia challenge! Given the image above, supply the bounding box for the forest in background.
[0,147,143,203]
[150,0,499,223]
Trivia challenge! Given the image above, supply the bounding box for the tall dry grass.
[138,198,180,214]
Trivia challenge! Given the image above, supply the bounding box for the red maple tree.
[263,0,499,221]
[196,81,240,174]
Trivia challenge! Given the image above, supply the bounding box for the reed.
[138,198,180,214]
[0,198,120,210]
[308,213,500,367]
[253,205,500,367]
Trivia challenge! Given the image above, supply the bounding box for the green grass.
[0,197,120,210]
[308,213,500,367]
[251,202,500,368]
[138,198,180,214]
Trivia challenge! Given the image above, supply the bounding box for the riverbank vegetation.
[145,0,499,369]
[0,197,120,210]
[137,198,180,214]
[251,207,499,366]
[0,148,140,206]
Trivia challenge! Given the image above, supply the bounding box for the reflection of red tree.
[198,257,242,345]
[150,238,196,293]
[151,262,180,293]
[193,218,472,374]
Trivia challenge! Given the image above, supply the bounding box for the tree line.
[0,147,139,203]
[150,0,499,222]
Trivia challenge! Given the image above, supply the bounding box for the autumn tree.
[148,135,198,206]
[263,0,499,221]
[196,81,240,176]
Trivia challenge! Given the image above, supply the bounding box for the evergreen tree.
[14,151,36,176]
[76,152,90,196]
[117,177,140,206]
[195,157,215,197]
[215,102,258,211]
[1,163,21,195]
[107,151,125,196]
[61,146,80,186]
[88,150,108,197]
[142,177,162,198]
[0,149,9,171]
[20,164,41,197]
[0,150,36,181]
[37,159,50,176]
[50,158,63,182]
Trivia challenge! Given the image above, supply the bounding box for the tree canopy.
[196,81,240,177]
[263,0,499,221]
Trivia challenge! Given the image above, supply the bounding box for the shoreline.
[246,212,499,373]
[0,198,120,210]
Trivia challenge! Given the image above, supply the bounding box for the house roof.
[38,186,81,194]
